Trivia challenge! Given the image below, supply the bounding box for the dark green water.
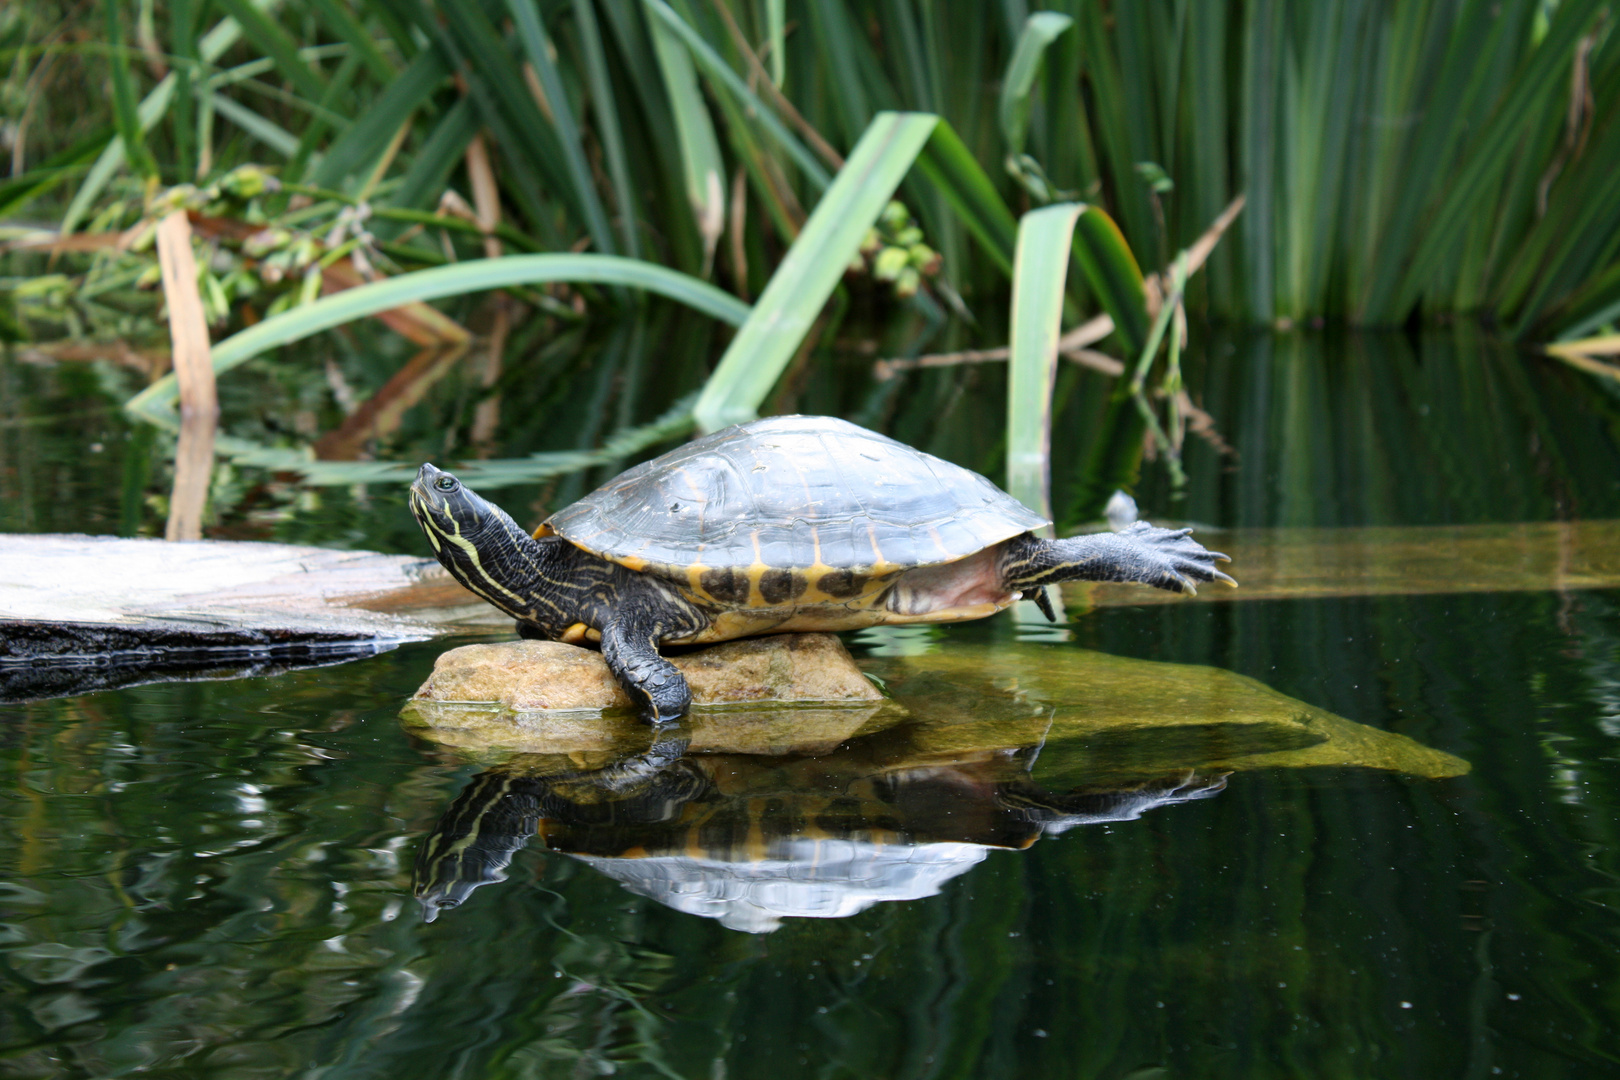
[4,327,1620,1077]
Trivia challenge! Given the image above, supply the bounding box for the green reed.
[6,0,1615,338]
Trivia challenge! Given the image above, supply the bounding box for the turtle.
[409,414,1234,724]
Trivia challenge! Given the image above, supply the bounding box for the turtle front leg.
[1001,523,1235,598]
[601,616,692,725]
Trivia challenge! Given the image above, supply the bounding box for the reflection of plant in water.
[0,687,435,1076]
[1578,597,1620,740]
[1526,595,1620,807]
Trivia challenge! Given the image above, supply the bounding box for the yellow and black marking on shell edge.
[811,566,863,600]
[699,566,752,606]
[758,566,807,605]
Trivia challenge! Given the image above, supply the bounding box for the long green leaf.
[209,93,300,157]
[1177,0,1231,312]
[436,0,583,227]
[306,0,396,81]
[644,0,831,189]
[170,0,198,180]
[374,98,479,228]
[1556,293,1620,343]
[572,0,641,258]
[998,12,1073,159]
[1071,207,1150,356]
[286,51,362,183]
[1390,0,1604,316]
[805,0,880,144]
[1275,0,1358,319]
[508,0,617,255]
[127,256,752,416]
[1006,201,1151,520]
[912,121,1018,275]
[692,111,938,432]
[413,10,562,249]
[211,0,329,102]
[100,0,158,180]
[1073,2,1156,276]
[1358,0,1563,320]
[766,0,785,86]
[645,1,726,265]
[1239,0,1281,322]
[310,47,447,190]
[0,129,114,219]
[1006,203,1083,523]
[597,0,699,267]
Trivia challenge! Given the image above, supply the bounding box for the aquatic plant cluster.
[6,0,1618,330]
[2,0,1618,526]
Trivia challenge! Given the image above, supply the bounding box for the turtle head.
[410,463,491,537]
[409,464,547,613]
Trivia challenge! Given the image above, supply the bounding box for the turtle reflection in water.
[414,736,1226,933]
[410,415,1234,724]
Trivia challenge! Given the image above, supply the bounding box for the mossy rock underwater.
[859,643,1469,783]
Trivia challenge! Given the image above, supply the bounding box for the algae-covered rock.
[863,644,1470,781]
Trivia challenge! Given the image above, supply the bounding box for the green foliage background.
[4,0,1619,338]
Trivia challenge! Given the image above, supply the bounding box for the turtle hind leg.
[1000,524,1236,597]
[600,615,692,726]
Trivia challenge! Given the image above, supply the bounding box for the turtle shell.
[547,415,1047,586]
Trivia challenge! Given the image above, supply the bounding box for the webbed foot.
[601,618,693,726]
[1116,521,1236,595]
[1002,524,1236,595]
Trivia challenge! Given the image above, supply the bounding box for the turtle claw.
[646,705,689,728]
[1024,586,1059,622]
[1118,521,1237,596]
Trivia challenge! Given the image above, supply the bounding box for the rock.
[413,633,883,711]
[405,633,894,757]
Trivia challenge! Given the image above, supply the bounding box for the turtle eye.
[434,475,459,493]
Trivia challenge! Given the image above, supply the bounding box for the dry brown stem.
[154,211,217,541]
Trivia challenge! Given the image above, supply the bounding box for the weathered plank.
[0,534,490,700]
